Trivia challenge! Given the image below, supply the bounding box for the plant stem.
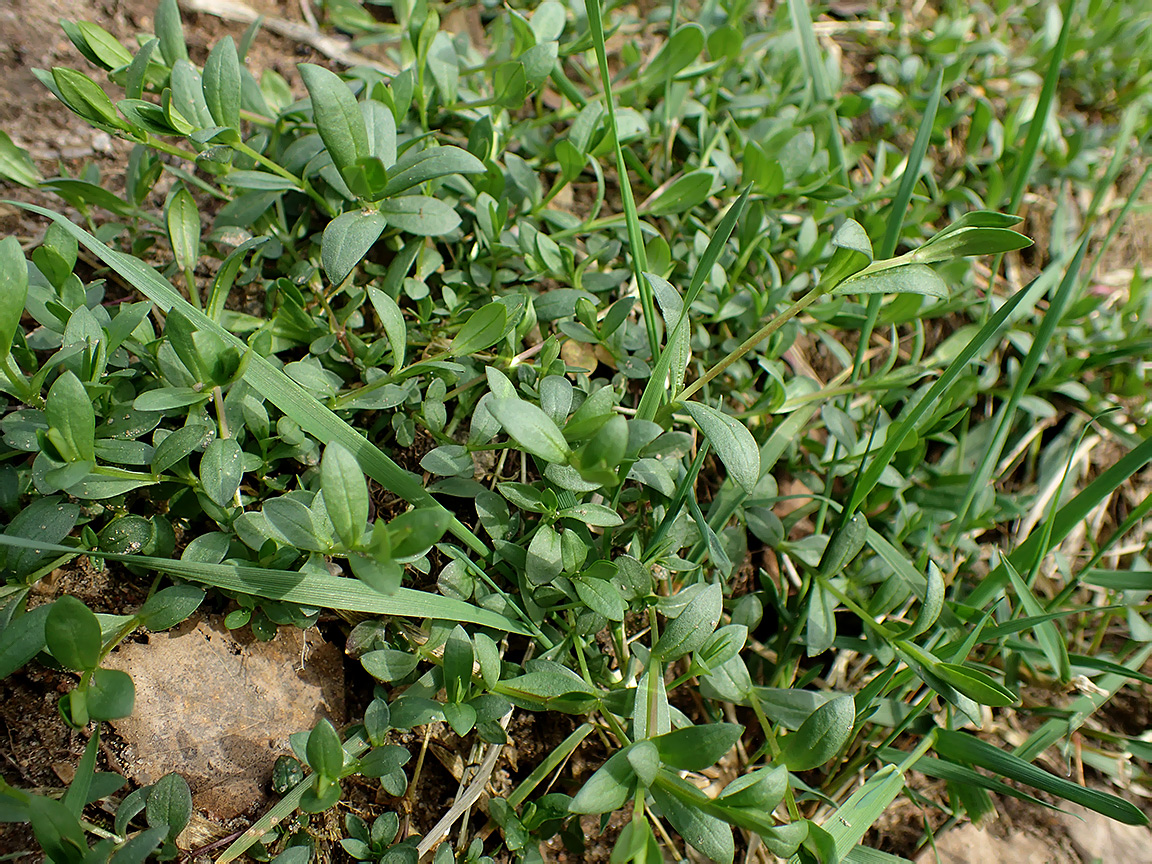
[676,287,824,403]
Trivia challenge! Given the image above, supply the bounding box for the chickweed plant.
[1,0,1151,861]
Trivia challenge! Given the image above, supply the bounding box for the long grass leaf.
[845,277,1037,516]
[968,432,1152,609]
[935,729,1147,825]
[9,202,489,558]
[786,0,847,184]
[852,71,944,378]
[1014,642,1152,762]
[637,187,750,422]
[583,0,657,358]
[1005,0,1075,214]
[948,235,1090,539]
[0,535,528,633]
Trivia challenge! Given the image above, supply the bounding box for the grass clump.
[1,0,1151,861]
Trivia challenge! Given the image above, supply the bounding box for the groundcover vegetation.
[1,0,1151,860]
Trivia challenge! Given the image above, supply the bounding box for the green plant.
[2,0,1152,861]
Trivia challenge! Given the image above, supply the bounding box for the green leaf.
[836,263,948,299]
[526,524,563,585]
[913,226,1032,263]
[28,795,87,864]
[573,576,626,621]
[935,730,1148,825]
[146,773,192,841]
[366,287,406,371]
[653,724,743,771]
[349,553,402,595]
[382,146,485,197]
[642,23,705,84]
[653,582,723,662]
[224,170,300,191]
[0,130,42,187]
[322,442,370,549]
[202,36,241,129]
[45,595,102,672]
[299,63,369,174]
[154,0,188,64]
[165,185,200,274]
[489,398,572,464]
[386,507,451,558]
[361,649,420,682]
[568,747,636,814]
[682,402,758,492]
[443,625,473,702]
[900,561,944,639]
[76,21,133,69]
[449,302,507,357]
[51,67,128,132]
[264,497,324,551]
[136,586,205,631]
[377,196,460,236]
[819,219,873,291]
[45,368,98,460]
[321,210,388,287]
[806,582,836,656]
[199,437,243,507]
[0,605,51,679]
[717,766,789,810]
[88,667,136,720]
[781,694,855,771]
[933,663,1017,707]
[125,38,159,101]
[362,100,397,167]
[651,773,734,864]
[645,170,713,216]
[0,236,29,355]
[307,718,345,785]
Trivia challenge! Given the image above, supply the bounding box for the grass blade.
[786,0,847,185]
[946,234,1091,539]
[583,0,656,358]
[845,274,1038,516]
[935,729,1148,825]
[968,431,1152,609]
[853,71,944,378]
[1005,0,1076,215]
[0,535,527,633]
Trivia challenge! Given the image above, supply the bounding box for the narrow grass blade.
[804,766,905,863]
[507,722,594,807]
[0,535,528,633]
[1014,642,1152,763]
[853,71,944,378]
[583,0,656,358]
[1005,0,1075,214]
[968,432,1152,609]
[637,187,750,422]
[947,232,1090,541]
[786,0,847,184]
[9,202,489,557]
[935,729,1147,825]
[845,277,1037,516]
